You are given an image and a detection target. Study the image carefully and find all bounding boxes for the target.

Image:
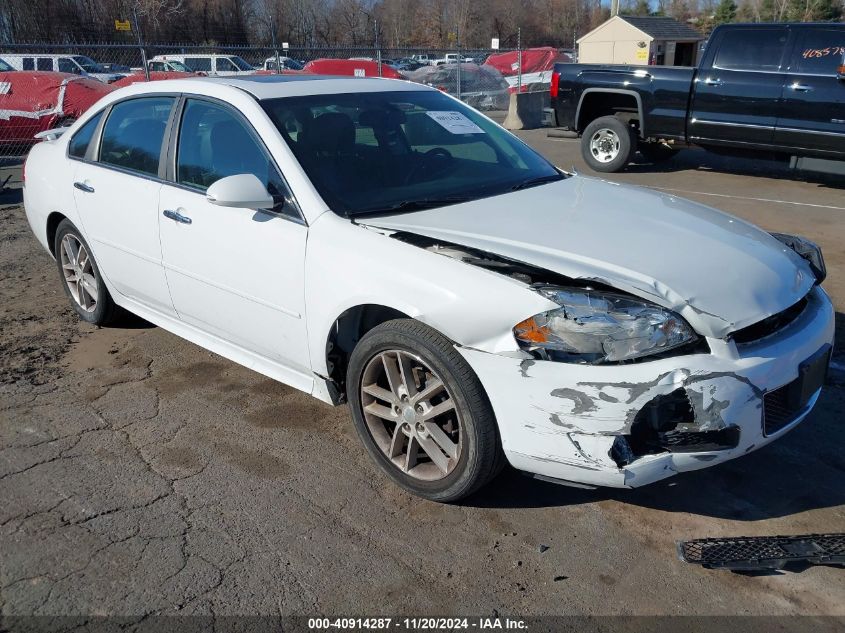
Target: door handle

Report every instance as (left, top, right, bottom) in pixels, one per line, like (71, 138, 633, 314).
(703, 78, 722, 87)
(162, 209, 192, 225)
(789, 83, 813, 92)
(73, 181, 95, 193)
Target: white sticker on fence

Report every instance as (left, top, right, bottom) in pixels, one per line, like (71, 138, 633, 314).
(425, 111, 485, 134)
(0, 82, 10, 95)
(354, 68, 365, 77)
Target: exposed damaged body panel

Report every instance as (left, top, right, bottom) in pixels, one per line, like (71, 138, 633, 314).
(361, 175, 817, 339)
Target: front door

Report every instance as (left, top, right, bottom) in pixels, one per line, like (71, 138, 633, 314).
(774, 27, 845, 156)
(689, 26, 789, 146)
(158, 98, 311, 380)
(72, 96, 177, 316)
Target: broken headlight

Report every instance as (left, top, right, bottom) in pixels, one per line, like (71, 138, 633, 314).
(770, 233, 826, 284)
(513, 286, 697, 363)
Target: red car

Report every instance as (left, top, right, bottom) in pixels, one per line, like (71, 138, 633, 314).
(0, 71, 114, 151)
(303, 59, 406, 80)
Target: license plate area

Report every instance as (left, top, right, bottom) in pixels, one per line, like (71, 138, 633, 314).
(763, 344, 830, 436)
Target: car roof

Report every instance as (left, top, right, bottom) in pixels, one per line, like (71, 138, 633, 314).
(192, 75, 429, 99)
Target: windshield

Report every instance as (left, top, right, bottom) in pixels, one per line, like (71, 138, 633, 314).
(230, 56, 253, 71)
(0, 58, 12, 72)
(73, 56, 102, 73)
(262, 90, 562, 217)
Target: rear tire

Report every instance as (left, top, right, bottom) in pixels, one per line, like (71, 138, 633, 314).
(54, 219, 120, 326)
(581, 115, 636, 173)
(347, 319, 503, 502)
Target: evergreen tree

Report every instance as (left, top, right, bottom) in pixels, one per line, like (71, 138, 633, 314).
(713, 0, 737, 24)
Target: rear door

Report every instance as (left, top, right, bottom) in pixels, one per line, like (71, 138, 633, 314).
(774, 27, 845, 157)
(689, 26, 789, 146)
(72, 96, 178, 316)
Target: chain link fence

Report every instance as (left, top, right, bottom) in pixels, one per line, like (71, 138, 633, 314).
(1, 42, 558, 161)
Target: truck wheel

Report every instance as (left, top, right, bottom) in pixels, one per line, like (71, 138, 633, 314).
(581, 116, 636, 173)
(639, 141, 678, 163)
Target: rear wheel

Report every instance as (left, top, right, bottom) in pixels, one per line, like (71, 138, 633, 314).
(54, 219, 120, 325)
(347, 319, 503, 502)
(581, 115, 636, 173)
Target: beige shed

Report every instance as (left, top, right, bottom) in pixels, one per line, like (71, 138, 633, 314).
(577, 15, 704, 67)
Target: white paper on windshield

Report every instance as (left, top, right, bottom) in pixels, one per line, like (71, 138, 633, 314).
(425, 111, 485, 134)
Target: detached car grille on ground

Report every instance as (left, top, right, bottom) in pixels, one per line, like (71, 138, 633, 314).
(679, 533, 845, 571)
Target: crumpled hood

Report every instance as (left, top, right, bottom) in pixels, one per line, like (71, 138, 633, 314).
(361, 176, 816, 338)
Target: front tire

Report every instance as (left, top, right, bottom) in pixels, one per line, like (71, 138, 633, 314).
(581, 115, 636, 173)
(347, 319, 503, 502)
(54, 219, 120, 325)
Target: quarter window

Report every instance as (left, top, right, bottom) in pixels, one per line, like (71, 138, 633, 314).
(176, 99, 296, 216)
(714, 28, 788, 72)
(793, 29, 845, 75)
(68, 111, 104, 159)
(99, 97, 175, 176)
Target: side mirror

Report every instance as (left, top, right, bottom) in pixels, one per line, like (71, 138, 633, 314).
(206, 174, 274, 209)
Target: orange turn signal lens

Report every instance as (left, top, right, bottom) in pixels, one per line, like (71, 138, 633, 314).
(514, 316, 550, 344)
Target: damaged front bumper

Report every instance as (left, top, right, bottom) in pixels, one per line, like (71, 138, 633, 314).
(457, 286, 835, 488)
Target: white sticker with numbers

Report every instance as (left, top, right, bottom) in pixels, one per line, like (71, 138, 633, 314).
(425, 111, 485, 134)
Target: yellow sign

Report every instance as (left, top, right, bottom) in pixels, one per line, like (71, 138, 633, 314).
(115, 20, 131, 31)
(635, 49, 648, 61)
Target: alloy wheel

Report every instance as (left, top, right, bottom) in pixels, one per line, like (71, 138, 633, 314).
(360, 349, 462, 481)
(59, 234, 98, 313)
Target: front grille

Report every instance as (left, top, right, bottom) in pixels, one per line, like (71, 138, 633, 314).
(679, 533, 845, 570)
(763, 379, 808, 435)
(731, 296, 808, 345)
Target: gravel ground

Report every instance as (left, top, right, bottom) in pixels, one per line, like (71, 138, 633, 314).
(0, 131, 844, 627)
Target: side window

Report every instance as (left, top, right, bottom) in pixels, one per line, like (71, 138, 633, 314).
(793, 29, 845, 75)
(215, 58, 237, 72)
(149, 62, 165, 72)
(37, 58, 53, 71)
(58, 58, 78, 74)
(68, 111, 104, 159)
(185, 57, 211, 72)
(99, 97, 175, 176)
(22, 58, 34, 70)
(714, 28, 788, 72)
(176, 99, 296, 216)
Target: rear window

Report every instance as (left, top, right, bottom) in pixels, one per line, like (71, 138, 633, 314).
(793, 29, 845, 75)
(714, 28, 788, 72)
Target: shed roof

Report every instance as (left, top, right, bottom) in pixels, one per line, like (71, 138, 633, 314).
(618, 15, 704, 40)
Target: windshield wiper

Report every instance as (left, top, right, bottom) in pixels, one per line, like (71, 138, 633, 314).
(511, 174, 565, 191)
(351, 196, 472, 218)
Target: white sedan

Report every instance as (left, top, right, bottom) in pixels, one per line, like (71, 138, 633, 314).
(24, 76, 834, 501)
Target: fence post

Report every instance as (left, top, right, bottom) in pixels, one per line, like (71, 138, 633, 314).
(270, 17, 281, 74)
(456, 23, 462, 100)
(517, 27, 522, 93)
(375, 18, 382, 77)
(132, 6, 150, 81)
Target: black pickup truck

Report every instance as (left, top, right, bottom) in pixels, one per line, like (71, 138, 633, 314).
(550, 22, 845, 174)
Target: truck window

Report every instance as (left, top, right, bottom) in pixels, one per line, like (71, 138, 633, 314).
(216, 58, 237, 72)
(185, 57, 211, 72)
(58, 58, 79, 74)
(22, 57, 34, 70)
(793, 29, 845, 75)
(37, 58, 52, 71)
(713, 28, 788, 72)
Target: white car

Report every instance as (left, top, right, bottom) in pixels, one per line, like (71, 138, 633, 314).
(148, 54, 255, 76)
(2, 53, 124, 83)
(24, 76, 834, 502)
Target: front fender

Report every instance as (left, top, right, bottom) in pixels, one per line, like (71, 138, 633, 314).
(304, 212, 554, 377)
